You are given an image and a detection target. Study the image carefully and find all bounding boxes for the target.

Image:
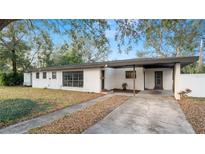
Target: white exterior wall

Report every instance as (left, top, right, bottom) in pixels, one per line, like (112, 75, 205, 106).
(174, 63, 181, 100)
(61, 69, 101, 93)
(179, 74, 205, 98)
(32, 68, 101, 93)
(104, 68, 116, 90)
(32, 71, 60, 89)
(23, 73, 32, 86)
(30, 66, 184, 95)
(144, 68, 173, 90)
(104, 67, 144, 90)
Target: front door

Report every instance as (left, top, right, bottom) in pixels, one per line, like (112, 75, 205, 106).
(155, 71, 163, 89)
(101, 70, 105, 90)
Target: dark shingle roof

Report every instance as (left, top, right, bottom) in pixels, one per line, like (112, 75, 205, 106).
(30, 56, 199, 72)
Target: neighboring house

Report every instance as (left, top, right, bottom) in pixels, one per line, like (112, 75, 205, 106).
(24, 56, 201, 100)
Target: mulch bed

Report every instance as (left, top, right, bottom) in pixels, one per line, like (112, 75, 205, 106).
(179, 97, 205, 134)
(112, 89, 140, 94)
(29, 95, 129, 134)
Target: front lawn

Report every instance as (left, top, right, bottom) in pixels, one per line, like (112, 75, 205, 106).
(0, 86, 102, 128)
(29, 95, 129, 134)
(179, 97, 205, 134)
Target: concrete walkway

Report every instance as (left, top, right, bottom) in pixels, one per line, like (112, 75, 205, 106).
(0, 94, 114, 134)
(84, 90, 195, 134)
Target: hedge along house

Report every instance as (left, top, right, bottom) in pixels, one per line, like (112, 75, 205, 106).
(24, 56, 199, 100)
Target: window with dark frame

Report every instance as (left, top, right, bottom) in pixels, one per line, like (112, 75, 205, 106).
(43, 72, 47, 79)
(52, 72, 56, 79)
(63, 71, 83, 87)
(36, 72, 39, 79)
(125, 71, 136, 79)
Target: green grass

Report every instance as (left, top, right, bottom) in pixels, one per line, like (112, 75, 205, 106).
(0, 99, 52, 127)
(0, 99, 38, 122)
(0, 86, 102, 128)
(188, 97, 205, 102)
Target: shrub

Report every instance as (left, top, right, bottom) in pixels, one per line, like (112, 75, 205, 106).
(0, 72, 23, 86)
(0, 99, 37, 123)
(122, 83, 128, 90)
(178, 88, 192, 98)
(0, 72, 4, 86)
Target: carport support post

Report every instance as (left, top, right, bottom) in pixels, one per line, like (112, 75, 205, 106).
(133, 65, 136, 96)
(174, 63, 181, 100)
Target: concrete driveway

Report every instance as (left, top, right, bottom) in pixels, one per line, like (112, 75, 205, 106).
(84, 90, 195, 134)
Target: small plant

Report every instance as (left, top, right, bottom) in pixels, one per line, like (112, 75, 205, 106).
(178, 88, 192, 98)
(122, 83, 128, 91)
(185, 88, 192, 94)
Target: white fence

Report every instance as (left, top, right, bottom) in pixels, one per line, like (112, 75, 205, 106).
(180, 74, 205, 98)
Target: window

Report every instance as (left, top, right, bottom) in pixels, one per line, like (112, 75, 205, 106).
(125, 71, 136, 79)
(43, 72, 47, 79)
(63, 71, 83, 87)
(52, 72, 56, 79)
(36, 72, 39, 79)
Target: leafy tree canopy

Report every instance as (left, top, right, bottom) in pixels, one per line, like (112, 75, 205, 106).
(0, 19, 204, 76)
(115, 19, 205, 73)
(115, 19, 204, 58)
(0, 19, 110, 73)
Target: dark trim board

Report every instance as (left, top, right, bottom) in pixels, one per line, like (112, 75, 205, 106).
(112, 89, 140, 94)
(30, 56, 199, 72)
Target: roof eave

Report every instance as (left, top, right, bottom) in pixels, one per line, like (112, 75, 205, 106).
(30, 56, 199, 72)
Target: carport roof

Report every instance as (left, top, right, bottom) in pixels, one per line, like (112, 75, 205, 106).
(30, 56, 198, 72)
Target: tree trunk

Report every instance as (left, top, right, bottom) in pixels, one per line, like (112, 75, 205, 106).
(198, 39, 203, 73)
(175, 47, 180, 57)
(11, 49, 17, 74)
(0, 20, 17, 31)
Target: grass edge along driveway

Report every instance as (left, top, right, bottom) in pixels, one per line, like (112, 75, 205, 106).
(29, 95, 129, 134)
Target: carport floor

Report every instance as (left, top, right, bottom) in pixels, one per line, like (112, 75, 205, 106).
(84, 91, 195, 134)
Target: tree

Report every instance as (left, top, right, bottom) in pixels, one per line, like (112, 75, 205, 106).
(36, 31, 54, 67)
(1, 19, 111, 69)
(115, 19, 204, 58)
(166, 20, 202, 57)
(115, 20, 140, 54)
(115, 19, 205, 73)
(197, 38, 204, 72)
(138, 20, 171, 57)
(0, 19, 16, 31)
(52, 43, 83, 65)
(0, 20, 56, 72)
(0, 21, 31, 74)
(37, 20, 110, 65)
(62, 20, 110, 62)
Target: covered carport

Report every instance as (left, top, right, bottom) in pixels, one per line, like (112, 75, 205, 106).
(103, 56, 198, 99)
